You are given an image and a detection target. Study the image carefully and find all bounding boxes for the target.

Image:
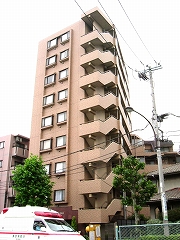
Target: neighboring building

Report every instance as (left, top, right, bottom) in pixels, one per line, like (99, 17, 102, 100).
(148, 163, 180, 219)
(0, 134, 29, 212)
(131, 134, 179, 167)
(29, 7, 131, 228)
(130, 134, 180, 218)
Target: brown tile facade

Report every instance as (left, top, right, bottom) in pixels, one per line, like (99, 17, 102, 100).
(29, 7, 131, 225)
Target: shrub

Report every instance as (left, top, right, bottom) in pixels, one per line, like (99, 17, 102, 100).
(71, 216, 77, 231)
(158, 208, 180, 222)
(147, 219, 163, 224)
(127, 213, 149, 221)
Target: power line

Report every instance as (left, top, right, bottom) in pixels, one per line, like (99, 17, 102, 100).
(74, 0, 136, 72)
(0, 132, 150, 177)
(116, 0, 157, 64)
(97, 0, 145, 67)
(1, 124, 179, 177)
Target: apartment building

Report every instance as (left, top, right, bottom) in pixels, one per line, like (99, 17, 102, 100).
(0, 134, 29, 212)
(131, 134, 180, 167)
(30, 7, 131, 226)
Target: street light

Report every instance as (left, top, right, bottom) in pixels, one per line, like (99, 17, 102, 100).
(125, 106, 168, 223)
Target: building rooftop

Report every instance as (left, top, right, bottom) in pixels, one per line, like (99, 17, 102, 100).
(148, 163, 180, 176)
(149, 188, 180, 202)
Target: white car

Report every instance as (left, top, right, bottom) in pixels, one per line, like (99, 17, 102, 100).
(0, 205, 85, 239)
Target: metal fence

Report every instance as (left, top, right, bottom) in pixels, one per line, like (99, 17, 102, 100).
(115, 223, 180, 240)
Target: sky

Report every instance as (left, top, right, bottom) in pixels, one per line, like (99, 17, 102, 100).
(0, 0, 179, 151)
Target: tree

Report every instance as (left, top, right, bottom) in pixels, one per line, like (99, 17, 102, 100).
(12, 154, 54, 207)
(113, 156, 157, 225)
(71, 216, 78, 231)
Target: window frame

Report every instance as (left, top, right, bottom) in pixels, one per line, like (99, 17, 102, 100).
(44, 73, 56, 86)
(47, 38, 58, 50)
(40, 139, 52, 152)
(0, 160, 2, 168)
(59, 49, 69, 62)
(45, 164, 51, 175)
(43, 94, 55, 107)
(60, 31, 70, 44)
(55, 162, 66, 174)
(0, 142, 4, 149)
(56, 135, 66, 149)
(57, 111, 67, 125)
(59, 68, 68, 81)
(54, 189, 65, 202)
(41, 115, 53, 128)
(58, 89, 68, 102)
(46, 55, 57, 68)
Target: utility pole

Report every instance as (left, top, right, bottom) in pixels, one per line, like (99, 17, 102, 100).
(139, 65, 168, 224)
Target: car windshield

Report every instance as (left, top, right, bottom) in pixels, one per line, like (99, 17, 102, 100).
(45, 219, 75, 232)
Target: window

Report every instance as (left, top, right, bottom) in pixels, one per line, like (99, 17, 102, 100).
(60, 50, 69, 61)
(33, 221, 46, 231)
(60, 31, 70, 43)
(57, 112, 67, 123)
(0, 160, 2, 168)
(42, 115, 53, 128)
(40, 139, 52, 151)
(46, 55, 57, 67)
(43, 94, 54, 106)
(59, 69, 68, 80)
(44, 74, 56, 86)
(0, 142, 4, 149)
(56, 136, 66, 148)
(47, 38, 58, 49)
(58, 89, 68, 101)
(161, 147, 170, 152)
(55, 162, 66, 174)
(45, 164, 51, 175)
(54, 189, 65, 202)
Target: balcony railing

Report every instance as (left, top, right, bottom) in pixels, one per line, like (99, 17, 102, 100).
(78, 199, 122, 223)
(12, 147, 29, 158)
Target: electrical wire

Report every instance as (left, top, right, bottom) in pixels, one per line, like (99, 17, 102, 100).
(1, 135, 178, 195)
(0, 130, 150, 177)
(166, 130, 180, 134)
(169, 113, 180, 118)
(74, 0, 136, 72)
(38, 123, 152, 164)
(11, 135, 163, 179)
(116, 0, 157, 64)
(97, 0, 145, 67)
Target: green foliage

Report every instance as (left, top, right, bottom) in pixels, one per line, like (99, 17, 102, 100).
(12, 154, 54, 207)
(158, 208, 180, 222)
(113, 156, 157, 224)
(139, 235, 180, 240)
(147, 219, 163, 224)
(127, 213, 149, 221)
(71, 216, 78, 231)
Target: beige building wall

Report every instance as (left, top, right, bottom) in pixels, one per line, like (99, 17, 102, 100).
(30, 7, 131, 225)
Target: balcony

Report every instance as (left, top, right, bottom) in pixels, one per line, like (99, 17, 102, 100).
(79, 116, 119, 137)
(81, 8, 113, 33)
(78, 199, 122, 223)
(8, 187, 15, 198)
(79, 172, 114, 194)
(80, 93, 117, 112)
(12, 147, 29, 158)
(80, 50, 115, 70)
(81, 30, 114, 50)
(78, 141, 120, 164)
(80, 70, 116, 90)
